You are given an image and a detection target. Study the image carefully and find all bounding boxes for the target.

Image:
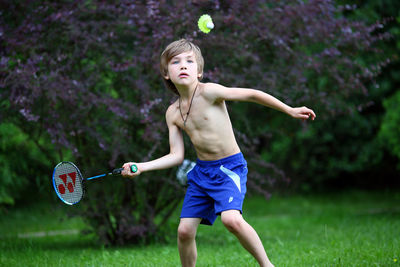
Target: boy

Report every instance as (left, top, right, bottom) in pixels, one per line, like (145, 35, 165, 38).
(122, 39, 316, 267)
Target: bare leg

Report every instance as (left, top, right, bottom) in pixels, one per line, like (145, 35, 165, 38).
(221, 210, 274, 267)
(177, 218, 202, 267)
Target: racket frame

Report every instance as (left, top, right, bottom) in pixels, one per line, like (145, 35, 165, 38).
(52, 161, 85, 205)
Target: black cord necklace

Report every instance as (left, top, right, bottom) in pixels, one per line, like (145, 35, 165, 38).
(178, 83, 198, 127)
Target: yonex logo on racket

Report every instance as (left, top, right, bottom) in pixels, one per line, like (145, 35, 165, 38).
(58, 172, 77, 194)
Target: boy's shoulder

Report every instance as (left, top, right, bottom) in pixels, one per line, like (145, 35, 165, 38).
(165, 100, 179, 126)
(202, 82, 223, 91)
(201, 82, 227, 102)
(166, 98, 179, 115)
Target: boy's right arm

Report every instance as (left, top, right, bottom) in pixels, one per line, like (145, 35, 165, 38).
(121, 105, 184, 178)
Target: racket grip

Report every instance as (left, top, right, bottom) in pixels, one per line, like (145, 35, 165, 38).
(112, 165, 137, 175)
(112, 168, 124, 175)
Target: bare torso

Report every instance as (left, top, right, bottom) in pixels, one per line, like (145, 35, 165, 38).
(168, 83, 240, 160)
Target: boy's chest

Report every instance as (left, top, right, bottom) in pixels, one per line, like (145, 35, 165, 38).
(174, 98, 229, 131)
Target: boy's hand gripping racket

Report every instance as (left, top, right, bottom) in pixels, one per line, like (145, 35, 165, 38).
(52, 162, 137, 205)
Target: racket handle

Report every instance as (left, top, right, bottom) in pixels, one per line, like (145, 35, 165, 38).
(112, 165, 138, 175)
(112, 168, 124, 175)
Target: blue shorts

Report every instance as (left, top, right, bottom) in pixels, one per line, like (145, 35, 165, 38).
(180, 152, 248, 225)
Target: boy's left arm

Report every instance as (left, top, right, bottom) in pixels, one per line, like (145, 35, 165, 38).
(206, 83, 316, 121)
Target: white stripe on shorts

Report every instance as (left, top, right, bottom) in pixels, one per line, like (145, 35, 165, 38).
(220, 165, 241, 193)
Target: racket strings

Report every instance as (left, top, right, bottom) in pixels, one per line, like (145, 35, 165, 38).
(53, 162, 84, 205)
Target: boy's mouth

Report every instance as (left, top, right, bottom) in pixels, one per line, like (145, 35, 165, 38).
(179, 72, 189, 78)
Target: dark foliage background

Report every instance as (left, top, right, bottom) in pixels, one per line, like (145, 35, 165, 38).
(1, 0, 398, 244)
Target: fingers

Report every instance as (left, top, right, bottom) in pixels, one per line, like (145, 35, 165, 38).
(298, 107, 316, 121)
(306, 108, 316, 120)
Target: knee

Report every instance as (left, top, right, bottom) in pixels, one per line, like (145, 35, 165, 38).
(221, 215, 244, 234)
(177, 223, 196, 242)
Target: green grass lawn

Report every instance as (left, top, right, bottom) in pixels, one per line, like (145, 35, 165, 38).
(0, 191, 399, 266)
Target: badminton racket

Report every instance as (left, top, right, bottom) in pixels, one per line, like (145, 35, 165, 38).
(52, 162, 137, 205)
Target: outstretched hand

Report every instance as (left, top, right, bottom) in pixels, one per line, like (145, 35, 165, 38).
(290, 106, 316, 121)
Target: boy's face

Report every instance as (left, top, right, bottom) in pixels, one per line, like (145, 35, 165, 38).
(165, 51, 202, 87)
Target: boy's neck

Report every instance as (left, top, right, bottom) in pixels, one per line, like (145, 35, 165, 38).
(176, 82, 199, 100)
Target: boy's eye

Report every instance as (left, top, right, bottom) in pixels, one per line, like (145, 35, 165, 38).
(171, 61, 179, 64)
(187, 60, 194, 63)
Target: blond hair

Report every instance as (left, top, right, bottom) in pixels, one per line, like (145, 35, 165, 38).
(160, 39, 204, 95)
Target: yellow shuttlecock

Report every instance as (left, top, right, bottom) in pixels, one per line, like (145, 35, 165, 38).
(198, 14, 214, 34)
